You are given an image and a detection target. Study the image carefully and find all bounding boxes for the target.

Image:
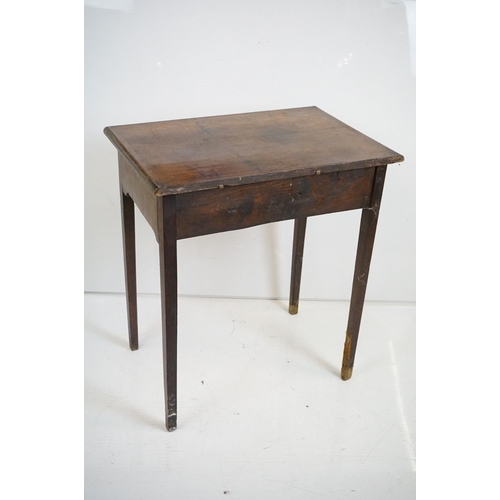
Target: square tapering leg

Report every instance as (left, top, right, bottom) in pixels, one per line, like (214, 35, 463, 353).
(120, 188, 139, 351)
(158, 195, 178, 431)
(341, 166, 387, 380)
(289, 217, 307, 315)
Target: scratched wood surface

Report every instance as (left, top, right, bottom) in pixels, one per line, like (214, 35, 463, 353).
(104, 106, 403, 196)
(176, 167, 374, 239)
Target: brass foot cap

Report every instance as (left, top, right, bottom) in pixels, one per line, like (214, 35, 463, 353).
(341, 366, 353, 381)
(289, 304, 299, 315)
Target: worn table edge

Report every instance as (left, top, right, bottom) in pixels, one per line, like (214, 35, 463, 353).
(104, 125, 161, 193)
(153, 156, 404, 196)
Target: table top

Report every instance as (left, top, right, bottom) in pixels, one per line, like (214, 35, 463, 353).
(104, 106, 403, 196)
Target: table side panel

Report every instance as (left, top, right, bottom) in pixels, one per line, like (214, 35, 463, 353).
(119, 153, 159, 239)
(176, 167, 375, 240)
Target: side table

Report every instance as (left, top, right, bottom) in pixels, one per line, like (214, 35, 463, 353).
(104, 106, 404, 431)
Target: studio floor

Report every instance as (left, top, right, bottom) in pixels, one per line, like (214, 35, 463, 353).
(85, 293, 415, 499)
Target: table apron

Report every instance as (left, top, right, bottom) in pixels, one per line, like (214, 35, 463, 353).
(119, 153, 159, 237)
(176, 167, 375, 240)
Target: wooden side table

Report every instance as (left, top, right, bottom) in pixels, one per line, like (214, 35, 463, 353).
(104, 106, 404, 431)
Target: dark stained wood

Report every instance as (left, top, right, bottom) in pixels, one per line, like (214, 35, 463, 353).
(341, 165, 387, 381)
(289, 218, 307, 315)
(176, 168, 374, 240)
(119, 153, 158, 240)
(104, 107, 404, 195)
(157, 195, 178, 431)
(104, 107, 404, 431)
(120, 188, 138, 351)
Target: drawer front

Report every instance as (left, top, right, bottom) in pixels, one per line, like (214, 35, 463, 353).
(176, 167, 375, 240)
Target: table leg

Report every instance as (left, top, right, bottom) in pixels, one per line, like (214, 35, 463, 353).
(289, 217, 307, 315)
(120, 189, 139, 351)
(158, 196, 178, 431)
(341, 166, 387, 381)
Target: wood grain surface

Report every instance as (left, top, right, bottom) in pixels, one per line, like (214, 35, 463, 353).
(104, 107, 403, 195)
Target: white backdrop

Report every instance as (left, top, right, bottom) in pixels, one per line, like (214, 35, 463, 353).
(84, 0, 415, 301)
